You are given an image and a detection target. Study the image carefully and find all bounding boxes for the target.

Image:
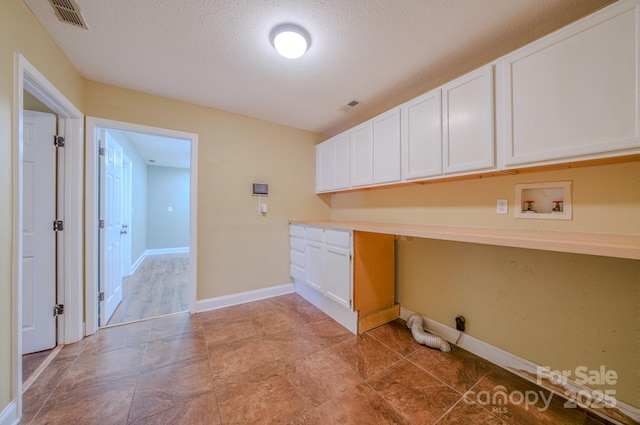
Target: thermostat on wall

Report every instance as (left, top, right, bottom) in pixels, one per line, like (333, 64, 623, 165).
(252, 183, 269, 196)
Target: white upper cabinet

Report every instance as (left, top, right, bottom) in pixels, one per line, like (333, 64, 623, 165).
(316, 140, 333, 192)
(373, 108, 402, 184)
(401, 88, 443, 181)
(442, 64, 495, 175)
(351, 109, 402, 188)
(332, 133, 351, 189)
(498, 0, 640, 167)
(350, 121, 374, 187)
(316, 1, 640, 193)
(316, 132, 350, 193)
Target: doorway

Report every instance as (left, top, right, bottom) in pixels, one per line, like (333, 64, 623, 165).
(85, 118, 198, 334)
(12, 54, 84, 421)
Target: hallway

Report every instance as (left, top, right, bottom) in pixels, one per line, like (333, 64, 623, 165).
(107, 253, 190, 326)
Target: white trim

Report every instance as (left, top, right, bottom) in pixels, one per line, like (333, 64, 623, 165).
(400, 307, 640, 425)
(0, 401, 18, 425)
(196, 284, 295, 312)
(85, 117, 199, 334)
(146, 247, 190, 255)
(12, 53, 84, 423)
(130, 253, 146, 275)
(130, 247, 191, 275)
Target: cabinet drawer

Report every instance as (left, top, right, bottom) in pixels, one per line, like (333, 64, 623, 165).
(325, 229, 351, 248)
(305, 226, 324, 242)
(290, 250, 305, 268)
(290, 224, 305, 238)
(290, 264, 305, 282)
(290, 236, 304, 253)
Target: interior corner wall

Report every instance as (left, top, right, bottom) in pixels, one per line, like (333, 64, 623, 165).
(146, 165, 190, 250)
(106, 130, 148, 265)
(83, 81, 331, 301)
(0, 0, 85, 413)
(331, 161, 640, 407)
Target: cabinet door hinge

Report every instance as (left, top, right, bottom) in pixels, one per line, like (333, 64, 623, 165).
(98, 147, 105, 156)
(54, 135, 65, 147)
(98, 219, 105, 229)
(53, 220, 64, 231)
(53, 304, 64, 317)
(98, 292, 105, 301)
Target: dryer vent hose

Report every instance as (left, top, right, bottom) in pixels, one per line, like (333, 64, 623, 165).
(406, 314, 452, 353)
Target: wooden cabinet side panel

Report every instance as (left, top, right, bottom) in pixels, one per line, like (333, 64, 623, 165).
(353, 232, 395, 314)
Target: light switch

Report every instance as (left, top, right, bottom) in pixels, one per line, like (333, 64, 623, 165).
(259, 203, 268, 214)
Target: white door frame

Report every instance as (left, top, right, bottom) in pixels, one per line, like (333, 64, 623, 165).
(122, 155, 132, 277)
(12, 54, 84, 418)
(85, 117, 198, 335)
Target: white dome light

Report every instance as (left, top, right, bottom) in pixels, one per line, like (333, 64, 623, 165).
(270, 24, 311, 59)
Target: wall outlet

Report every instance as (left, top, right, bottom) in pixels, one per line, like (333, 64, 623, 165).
(496, 199, 508, 214)
(455, 316, 466, 332)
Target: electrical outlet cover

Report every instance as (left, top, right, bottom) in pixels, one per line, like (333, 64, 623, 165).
(496, 199, 508, 214)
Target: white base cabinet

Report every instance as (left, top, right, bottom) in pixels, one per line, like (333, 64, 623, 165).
(290, 224, 398, 334)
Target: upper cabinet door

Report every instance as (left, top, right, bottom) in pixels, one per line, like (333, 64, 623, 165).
(350, 121, 374, 187)
(401, 89, 442, 181)
(499, 1, 640, 168)
(316, 140, 333, 193)
(373, 108, 401, 184)
(332, 132, 351, 190)
(315, 132, 351, 193)
(442, 65, 495, 175)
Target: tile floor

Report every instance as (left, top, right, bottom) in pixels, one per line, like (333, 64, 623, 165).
(21, 294, 617, 425)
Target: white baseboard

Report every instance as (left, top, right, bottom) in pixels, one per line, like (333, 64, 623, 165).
(400, 307, 639, 425)
(196, 283, 294, 312)
(0, 400, 18, 425)
(131, 247, 190, 275)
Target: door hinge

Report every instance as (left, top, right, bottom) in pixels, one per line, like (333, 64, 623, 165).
(53, 304, 64, 317)
(98, 219, 105, 229)
(54, 135, 65, 147)
(53, 220, 64, 231)
(98, 292, 105, 301)
(98, 147, 105, 156)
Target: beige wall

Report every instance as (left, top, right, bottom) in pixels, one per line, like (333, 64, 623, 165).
(84, 81, 330, 299)
(2, 0, 638, 417)
(331, 162, 640, 406)
(0, 0, 85, 413)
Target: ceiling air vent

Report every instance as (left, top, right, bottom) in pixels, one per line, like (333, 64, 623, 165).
(340, 99, 361, 112)
(47, 0, 89, 29)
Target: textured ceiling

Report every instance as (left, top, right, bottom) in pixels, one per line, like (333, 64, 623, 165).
(25, 0, 613, 136)
(110, 130, 191, 169)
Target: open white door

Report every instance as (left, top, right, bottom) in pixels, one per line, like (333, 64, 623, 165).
(22, 110, 57, 354)
(99, 131, 125, 325)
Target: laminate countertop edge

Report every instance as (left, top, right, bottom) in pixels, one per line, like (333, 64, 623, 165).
(289, 219, 640, 260)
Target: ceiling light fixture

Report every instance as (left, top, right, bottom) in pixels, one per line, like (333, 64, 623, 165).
(270, 24, 311, 59)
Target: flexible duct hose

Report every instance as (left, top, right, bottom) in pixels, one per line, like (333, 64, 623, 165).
(406, 314, 452, 352)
